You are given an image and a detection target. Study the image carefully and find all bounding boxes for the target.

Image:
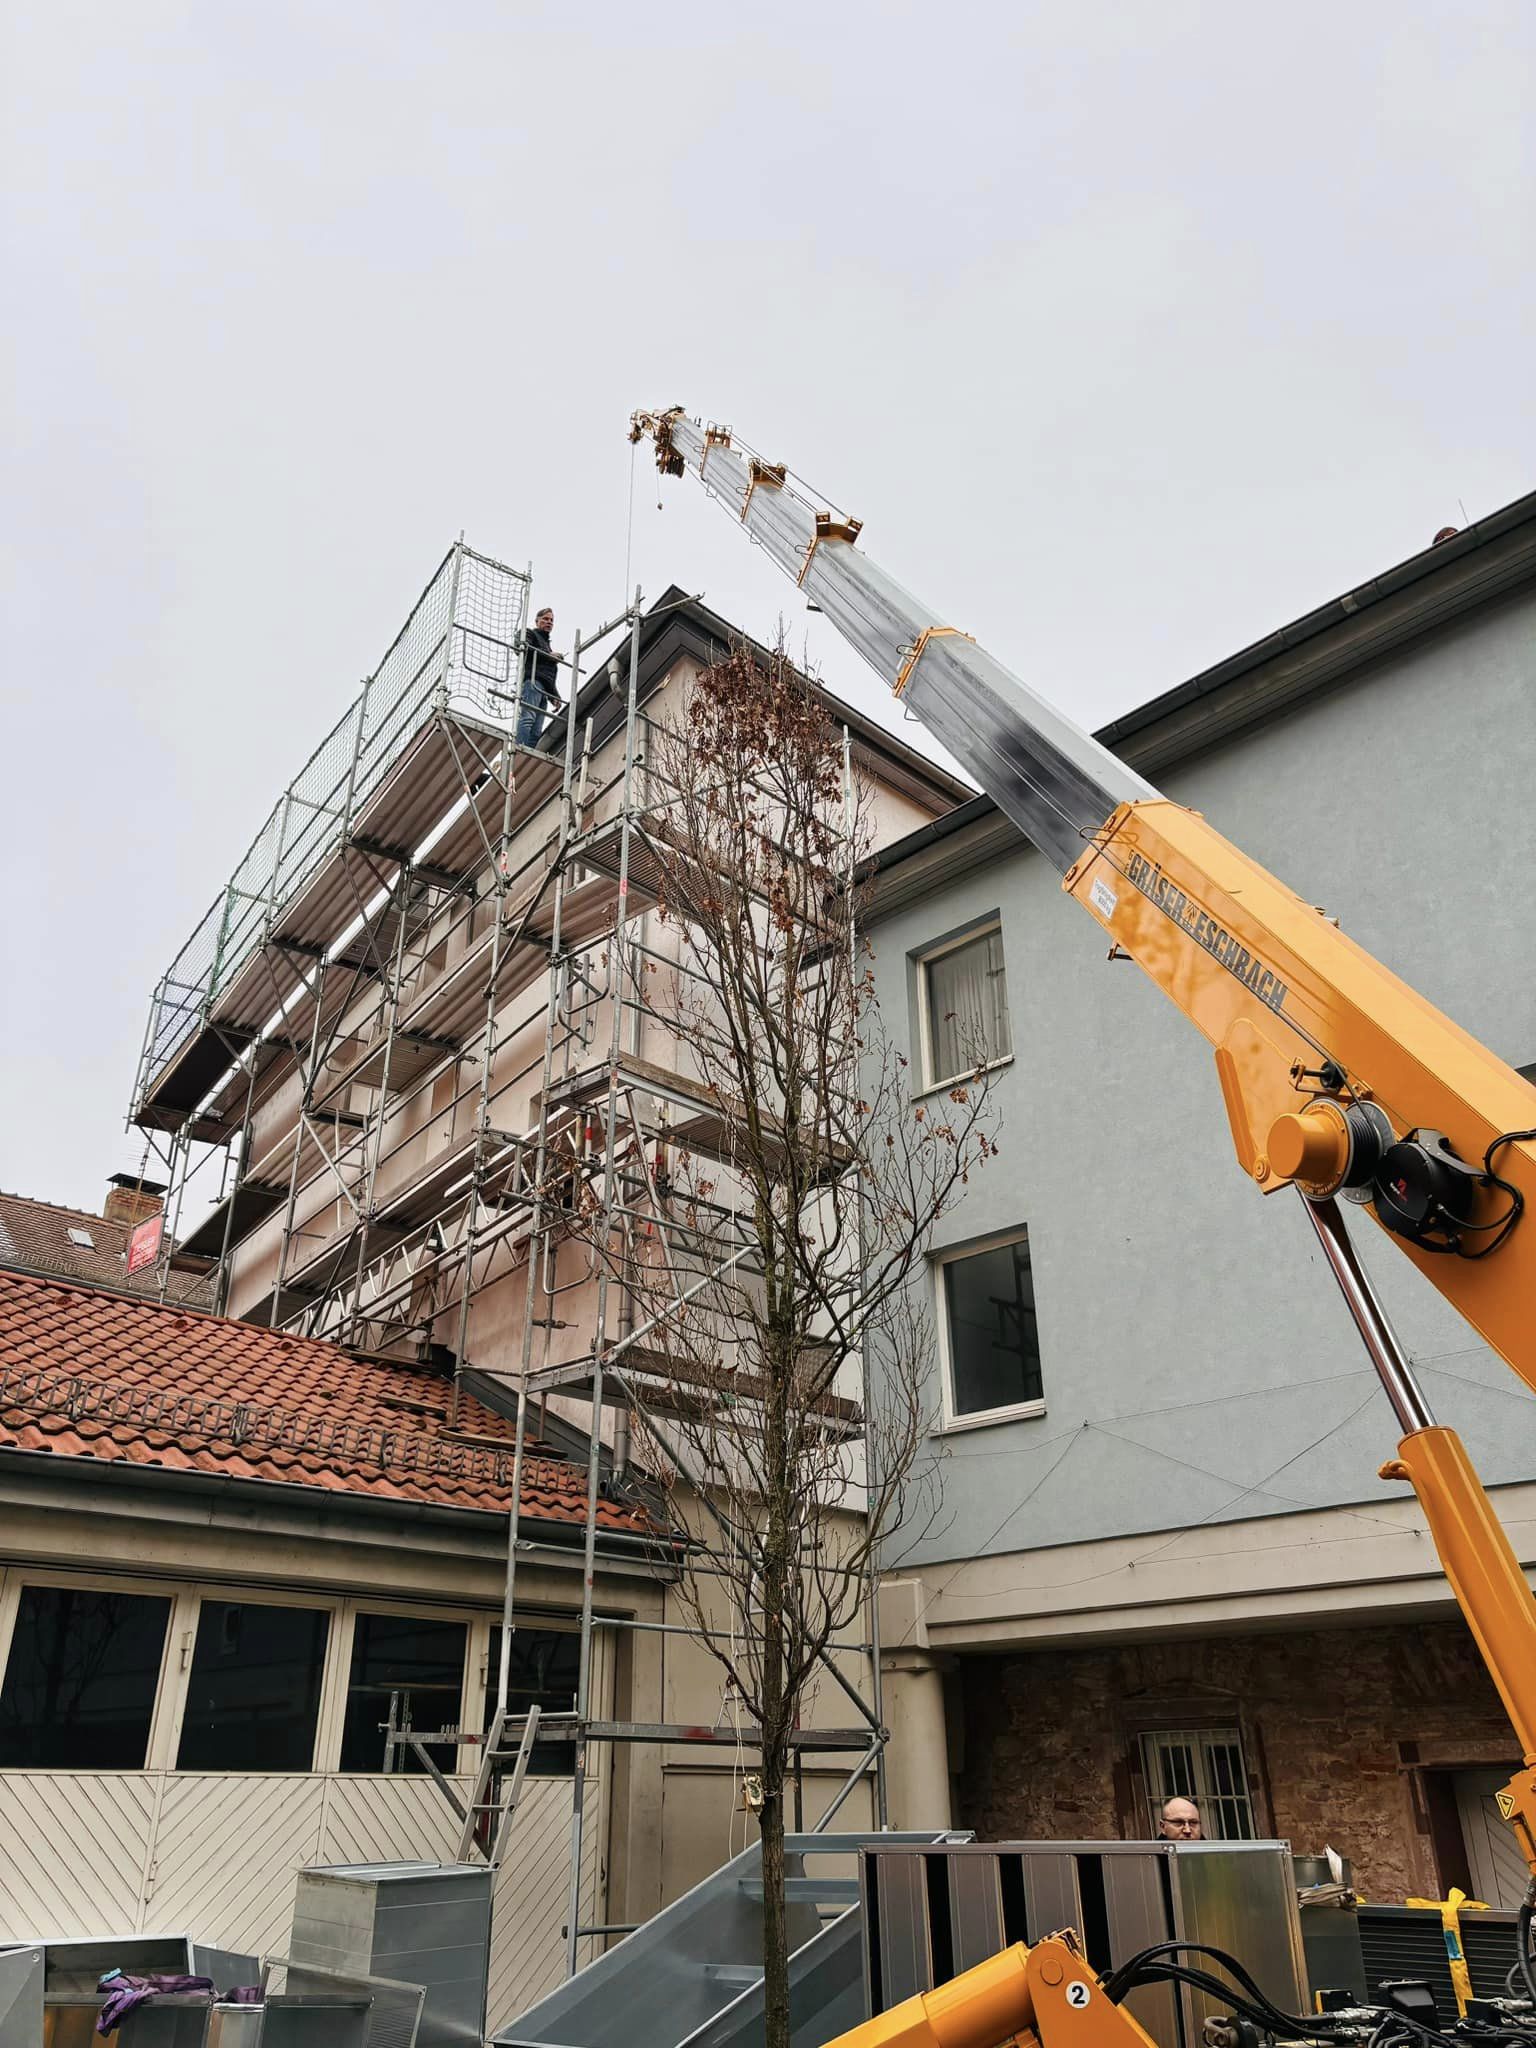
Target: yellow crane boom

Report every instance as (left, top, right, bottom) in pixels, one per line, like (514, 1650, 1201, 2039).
(629, 408, 1536, 1915)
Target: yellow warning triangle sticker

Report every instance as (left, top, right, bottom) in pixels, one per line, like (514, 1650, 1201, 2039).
(1496, 1790, 1516, 1819)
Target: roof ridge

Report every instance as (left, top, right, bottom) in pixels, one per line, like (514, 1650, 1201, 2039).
(0, 1190, 113, 1226)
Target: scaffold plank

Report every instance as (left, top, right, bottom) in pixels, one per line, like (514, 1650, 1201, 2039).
(173, 1175, 290, 1264)
(134, 1021, 259, 1134)
(424, 744, 564, 880)
(543, 1053, 852, 1181)
(526, 1344, 860, 1430)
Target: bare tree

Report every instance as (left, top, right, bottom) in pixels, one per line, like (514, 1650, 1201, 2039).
(579, 640, 995, 2048)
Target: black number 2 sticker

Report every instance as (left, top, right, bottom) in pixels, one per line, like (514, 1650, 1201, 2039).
(1066, 1983, 1091, 2008)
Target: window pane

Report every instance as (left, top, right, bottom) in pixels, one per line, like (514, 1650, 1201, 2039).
(0, 1586, 170, 1769)
(925, 930, 1011, 1083)
(340, 1613, 467, 1773)
(1202, 1738, 1255, 1839)
(1140, 1727, 1256, 1838)
(177, 1601, 328, 1773)
(485, 1626, 579, 1777)
(1152, 1738, 1197, 1803)
(944, 1235, 1042, 1416)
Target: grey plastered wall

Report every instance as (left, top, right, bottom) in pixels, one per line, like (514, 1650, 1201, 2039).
(863, 587, 1536, 1569)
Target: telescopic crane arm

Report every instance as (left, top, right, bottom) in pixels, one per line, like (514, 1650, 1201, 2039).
(630, 405, 1536, 1890)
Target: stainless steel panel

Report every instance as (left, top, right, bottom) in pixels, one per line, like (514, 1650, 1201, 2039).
(1169, 1844, 1307, 2045)
(855, 1839, 1305, 2048)
(874, 1855, 932, 2007)
(191, 1948, 262, 1997)
(206, 2011, 265, 2048)
(496, 1833, 956, 2048)
(947, 1857, 1005, 1979)
(260, 1996, 372, 2048)
(0, 1948, 43, 2048)
(1102, 1853, 1177, 2048)
(682, 1904, 868, 2048)
(118, 2002, 215, 2047)
(1020, 1854, 1081, 1944)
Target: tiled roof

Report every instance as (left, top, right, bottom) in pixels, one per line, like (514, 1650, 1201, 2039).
(0, 1267, 657, 1535)
(0, 1190, 210, 1305)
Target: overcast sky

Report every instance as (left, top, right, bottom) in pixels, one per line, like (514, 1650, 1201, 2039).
(2, 0, 1532, 1215)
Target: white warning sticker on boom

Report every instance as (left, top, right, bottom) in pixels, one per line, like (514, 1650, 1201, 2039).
(1089, 876, 1118, 921)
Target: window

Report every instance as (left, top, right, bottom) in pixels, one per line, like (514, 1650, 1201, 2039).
(340, 1612, 468, 1773)
(938, 1231, 1043, 1422)
(920, 925, 1011, 1088)
(177, 1600, 329, 1773)
(1140, 1727, 1255, 1840)
(0, 1586, 171, 1769)
(484, 1625, 580, 1777)
(67, 1226, 96, 1249)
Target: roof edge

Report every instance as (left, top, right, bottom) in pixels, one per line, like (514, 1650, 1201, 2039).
(867, 486, 1536, 901)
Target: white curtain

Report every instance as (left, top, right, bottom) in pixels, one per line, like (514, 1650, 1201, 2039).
(927, 931, 1011, 1082)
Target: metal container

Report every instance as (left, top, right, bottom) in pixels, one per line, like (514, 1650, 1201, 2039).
(1293, 1855, 1365, 2002)
(290, 1860, 493, 2048)
(860, 1839, 1308, 2048)
(0, 1948, 43, 2048)
(37, 1935, 259, 2048)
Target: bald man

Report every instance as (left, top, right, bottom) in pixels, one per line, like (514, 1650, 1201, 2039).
(1158, 1796, 1202, 1840)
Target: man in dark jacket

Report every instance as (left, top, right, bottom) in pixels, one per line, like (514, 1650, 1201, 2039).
(516, 605, 561, 745)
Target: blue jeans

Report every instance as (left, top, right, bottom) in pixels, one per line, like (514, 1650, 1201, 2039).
(515, 685, 554, 748)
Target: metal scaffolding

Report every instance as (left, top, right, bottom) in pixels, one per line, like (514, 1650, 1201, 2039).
(127, 545, 888, 1978)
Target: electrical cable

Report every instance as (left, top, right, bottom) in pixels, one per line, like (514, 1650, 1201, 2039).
(1518, 1892, 1536, 2009)
(624, 437, 639, 604)
(1104, 1939, 1472, 2048)
(1457, 1127, 1536, 1261)
(1104, 1939, 1335, 2032)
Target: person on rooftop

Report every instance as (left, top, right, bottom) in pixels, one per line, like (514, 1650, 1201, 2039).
(516, 606, 561, 746)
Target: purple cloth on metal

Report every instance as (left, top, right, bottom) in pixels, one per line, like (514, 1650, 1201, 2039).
(224, 1985, 263, 2003)
(95, 1972, 214, 2034)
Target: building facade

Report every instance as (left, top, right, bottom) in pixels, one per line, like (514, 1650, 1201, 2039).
(18, 556, 966, 2002)
(0, 1266, 650, 2027)
(862, 496, 1536, 1908)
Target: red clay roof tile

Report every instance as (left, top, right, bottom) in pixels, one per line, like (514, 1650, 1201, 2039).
(0, 1267, 656, 1535)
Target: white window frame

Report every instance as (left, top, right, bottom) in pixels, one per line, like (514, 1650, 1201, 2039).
(915, 921, 1013, 1094)
(933, 1226, 1046, 1432)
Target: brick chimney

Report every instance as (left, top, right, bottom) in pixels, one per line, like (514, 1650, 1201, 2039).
(103, 1174, 166, 1229)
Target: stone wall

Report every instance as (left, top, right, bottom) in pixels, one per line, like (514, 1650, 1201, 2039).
(955, 1619, 1517, 1900)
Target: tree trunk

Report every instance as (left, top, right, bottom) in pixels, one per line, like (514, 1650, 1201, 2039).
(760, 1762, 791, 2048)
(760, 1316, 793, 2048)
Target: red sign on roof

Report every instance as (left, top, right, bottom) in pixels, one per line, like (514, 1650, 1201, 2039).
(125, 1214, 162, 1277)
